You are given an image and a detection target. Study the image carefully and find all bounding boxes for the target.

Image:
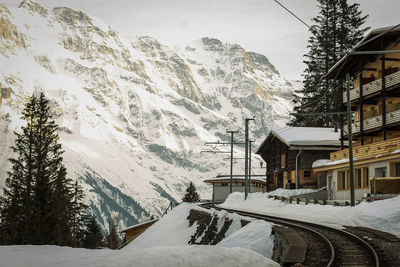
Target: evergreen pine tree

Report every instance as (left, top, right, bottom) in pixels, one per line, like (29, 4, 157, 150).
(0, 96, 38, 244)
(83, 214, 104, 249)
(0, 92, 87, 246)
(70, 180, 89, 247)
(290, 0, 369, 127)
(182, 182, 201, 203)
(105, 217, 120, 249)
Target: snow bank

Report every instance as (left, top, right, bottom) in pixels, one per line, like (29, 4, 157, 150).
(128, 203, 252, 248)
(268, 188, 318, 197)
(0, 245, 280, 267)
(128, 203, 199, 248)
(220, 192, 400, 237)
(218, 220, 274, 258)
(0, 203, 280, 267)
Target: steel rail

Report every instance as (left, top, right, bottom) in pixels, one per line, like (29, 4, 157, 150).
(200, 203, 379, 267)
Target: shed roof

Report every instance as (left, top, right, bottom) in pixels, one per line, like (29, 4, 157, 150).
(120, 218, 159, 233)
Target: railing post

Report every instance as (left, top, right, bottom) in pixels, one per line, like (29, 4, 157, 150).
(382, 52, 387, 140)
(359, 70, 364, 145)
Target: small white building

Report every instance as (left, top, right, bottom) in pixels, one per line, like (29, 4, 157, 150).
(204, 175, 266, 202)
(314, 151, 400, 202)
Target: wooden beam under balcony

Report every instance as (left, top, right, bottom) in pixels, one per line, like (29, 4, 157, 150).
(385, 58, 400, 62)
(362, 67, 377, 71)
(330, 136, 400, 162)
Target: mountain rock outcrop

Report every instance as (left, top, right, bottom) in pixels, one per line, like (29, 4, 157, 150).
(0, 0, 294, 229)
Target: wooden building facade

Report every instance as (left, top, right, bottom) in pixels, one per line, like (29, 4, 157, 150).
(314, 26, 400, 201)
(256, 127, 343, 191)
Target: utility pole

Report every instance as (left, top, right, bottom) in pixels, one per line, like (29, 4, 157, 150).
(346, 73, 355, 207)
(202, 139, 244, 195)
(245, 118, 254, 200)
(248, 139, 255, 194)
(227, 130, 238, 194)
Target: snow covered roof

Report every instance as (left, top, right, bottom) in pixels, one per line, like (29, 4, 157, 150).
(257, 127, 342, 154)
(121, 218, 159, 232)
(204, 175, 266, 184)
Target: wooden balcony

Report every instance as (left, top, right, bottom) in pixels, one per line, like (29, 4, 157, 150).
(330, 136, 400, 162)
(343, 70, 400, 103)
(344, 108, 400, 135)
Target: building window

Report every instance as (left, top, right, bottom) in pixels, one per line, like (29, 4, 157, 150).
(363, 167, 369, 187)
(375, 167, 386, 178)
(395, 162, 400, 177)
(241, 182, 245, 186)
(221, 182, 228, 186)
(338, 171, 346, 190)
(281, 154, 286, 169)
(356, 168, 362, 189)
(304, 171, 311, 178)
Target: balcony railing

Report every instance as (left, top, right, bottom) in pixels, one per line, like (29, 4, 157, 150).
(330, 136, 400, 162)
(344, 108, 400, 135)
(343, 70, 400, 103)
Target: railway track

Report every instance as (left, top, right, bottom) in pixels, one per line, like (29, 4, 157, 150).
(200, 203, 380, 267)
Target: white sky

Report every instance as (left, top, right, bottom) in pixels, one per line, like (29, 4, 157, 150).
(3, 0, 399, 80)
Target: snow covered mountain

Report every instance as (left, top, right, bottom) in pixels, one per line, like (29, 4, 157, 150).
(0, 0, 294, 229)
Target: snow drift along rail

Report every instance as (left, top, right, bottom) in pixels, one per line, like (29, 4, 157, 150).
(200, 203, 379, 267)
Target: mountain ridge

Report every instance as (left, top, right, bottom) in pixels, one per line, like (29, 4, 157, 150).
(0, 0, 294, 229)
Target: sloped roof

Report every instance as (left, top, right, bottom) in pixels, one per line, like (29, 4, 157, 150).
(272, 127, 342, 146)
(204, 175, 266, 184)
(256, 127, 342, 154)
(326, 24, 400, 78)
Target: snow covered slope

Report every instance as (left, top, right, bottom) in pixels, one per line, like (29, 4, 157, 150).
(0, 0, 294, 229)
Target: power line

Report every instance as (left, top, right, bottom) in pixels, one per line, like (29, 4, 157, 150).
(273, 0, 310, 29)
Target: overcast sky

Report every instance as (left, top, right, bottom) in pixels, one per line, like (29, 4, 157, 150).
(3, 0, 400, 80)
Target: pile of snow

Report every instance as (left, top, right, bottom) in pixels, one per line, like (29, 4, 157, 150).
(218, 220, 274, 258)
(128, 203, 202, 248)
(220, 192, 400, 237)
(0, 203, 280, 266)
(129, 203, 275, 257)
(268, 188, 318, 197)
(0, 245, 279, 267)
(312, 158, 352, 168)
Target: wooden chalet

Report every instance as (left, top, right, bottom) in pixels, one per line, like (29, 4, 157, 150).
(314, 26, 400, 201)
(256, 127, 343, 191)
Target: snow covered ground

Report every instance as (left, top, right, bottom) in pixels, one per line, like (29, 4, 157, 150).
(219, 192, 400, 237)
(267, 188, 318, 197)
(0, 203, 279, 266)
(0, 245, 279, 267)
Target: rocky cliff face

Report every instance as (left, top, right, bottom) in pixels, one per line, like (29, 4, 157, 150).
(0, 0, 294, 229)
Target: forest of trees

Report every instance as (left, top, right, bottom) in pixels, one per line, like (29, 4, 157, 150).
(290, 0, 370, 127)
(0, 93, 120, 249)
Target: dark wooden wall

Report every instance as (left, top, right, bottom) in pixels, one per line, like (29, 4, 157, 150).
(259, 136, 332, 190)
(299, 150, 331, 169)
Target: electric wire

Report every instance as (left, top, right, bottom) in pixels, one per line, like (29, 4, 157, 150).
(273, 0, 310, 29)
